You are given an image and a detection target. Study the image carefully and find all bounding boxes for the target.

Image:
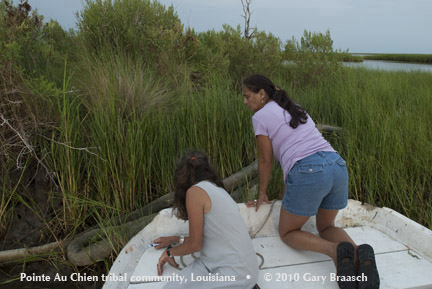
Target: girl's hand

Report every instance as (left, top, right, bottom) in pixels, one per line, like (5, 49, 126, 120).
(245, 194, 271, 211)
(157, 250, 179, 276)
(153, 236, 178, 250)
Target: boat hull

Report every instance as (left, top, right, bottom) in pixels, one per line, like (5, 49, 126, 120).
(104, 200, 432, 289)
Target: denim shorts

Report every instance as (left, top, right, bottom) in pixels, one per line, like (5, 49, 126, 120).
(282, 151, 348, 217)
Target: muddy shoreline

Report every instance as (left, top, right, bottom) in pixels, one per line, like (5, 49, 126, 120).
(0, 171, 104, 289)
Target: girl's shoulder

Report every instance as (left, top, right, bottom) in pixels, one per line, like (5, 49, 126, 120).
(253, 101, 287, 125)
(193, 180, 214, 190)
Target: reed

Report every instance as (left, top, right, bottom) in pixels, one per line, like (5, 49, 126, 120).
(4, 58, 432, 240)
(337, 53, 364, 63)
(364, 53, 432, 64)
(43, 50, 258, 223)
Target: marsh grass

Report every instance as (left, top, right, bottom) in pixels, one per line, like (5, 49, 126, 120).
(6, 61, 432, 246)
(364, 54, 432, 64)
(337, 53, 364, 63)
(39, 51, 258, 234)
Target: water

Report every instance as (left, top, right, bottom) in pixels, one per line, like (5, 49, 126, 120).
(343, 60, 432, 73)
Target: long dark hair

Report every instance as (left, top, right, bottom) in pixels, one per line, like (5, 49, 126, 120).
(172, 151, 225, 221)
(243, 74, 308, 128)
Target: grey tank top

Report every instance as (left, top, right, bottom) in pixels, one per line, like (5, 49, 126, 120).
(193, 181, 258, 276)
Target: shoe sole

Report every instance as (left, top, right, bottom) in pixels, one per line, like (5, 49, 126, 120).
(357, 244, 380, 289)
(337, 242, 357, 289)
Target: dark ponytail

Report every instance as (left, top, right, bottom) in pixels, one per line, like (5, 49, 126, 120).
(243, 74, 307, 129)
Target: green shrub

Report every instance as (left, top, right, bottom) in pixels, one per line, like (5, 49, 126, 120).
(39, 20, 77, 84)
(189, 30, 230, 84)
(0, 0, 56, 167)
(78, 0, 186, 67)
(198, 25, 284, 83)
(76, 0, 285, 88)
(1, 0, 42, 73)
(284, 30, 343, 87)
(0, 1, 73, 236)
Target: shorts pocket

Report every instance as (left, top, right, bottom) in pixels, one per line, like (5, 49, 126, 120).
(287, 162, 325, 185)
(298, 164, 324, 174)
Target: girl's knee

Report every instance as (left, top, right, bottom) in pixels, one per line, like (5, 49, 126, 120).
(278, 227, 286, 239)
(278, 226, 299, 240)
(278, 226, 290, 239)
(317, 224, 335, 236)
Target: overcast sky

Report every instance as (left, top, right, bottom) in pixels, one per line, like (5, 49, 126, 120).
(26, 0, 432, 54)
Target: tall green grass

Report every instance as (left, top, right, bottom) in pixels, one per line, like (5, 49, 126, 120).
(41, 51, 257, 230)
(58, 61, 431, 230)
(8, 59, 432, 240)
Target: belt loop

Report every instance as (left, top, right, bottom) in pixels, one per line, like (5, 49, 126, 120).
(316, 151, 331, 165)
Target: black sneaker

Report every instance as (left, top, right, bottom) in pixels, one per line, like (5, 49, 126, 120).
(357, 244, 380, 289)
(336, 241, 358, 289)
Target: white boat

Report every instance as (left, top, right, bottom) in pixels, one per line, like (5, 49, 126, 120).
(103, 200, 432, 289)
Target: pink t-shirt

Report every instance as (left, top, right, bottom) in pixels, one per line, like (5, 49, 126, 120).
(252, 101, 335, 182)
